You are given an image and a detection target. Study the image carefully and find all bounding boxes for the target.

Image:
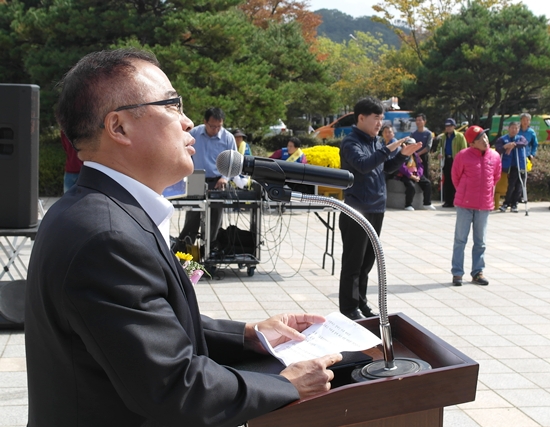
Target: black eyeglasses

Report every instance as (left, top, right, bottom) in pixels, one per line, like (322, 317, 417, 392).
(100, 96, 183, 128)
(113, 96, 183, 115)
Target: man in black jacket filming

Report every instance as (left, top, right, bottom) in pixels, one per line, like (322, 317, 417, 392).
(339, 97, 421, 320)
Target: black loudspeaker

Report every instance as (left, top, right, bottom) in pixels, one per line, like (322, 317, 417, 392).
(0, 280, 26, 329)
(0, 84, 40, 229)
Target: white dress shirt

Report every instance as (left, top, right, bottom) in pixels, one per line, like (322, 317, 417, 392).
(84, 161, 174, 248)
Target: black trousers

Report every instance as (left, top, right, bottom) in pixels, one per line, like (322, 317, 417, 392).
(178, 209, 223, 246)
(178, 181, 223, 246)
(443, 156, 455, 205)
(339, 212, 384, 314)
(420, 152, 430, 180)
(504, 167, 526, 207)
(401, 175, 432, 207)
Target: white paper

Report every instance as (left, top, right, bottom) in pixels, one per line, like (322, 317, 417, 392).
(255, 312, 382, 366)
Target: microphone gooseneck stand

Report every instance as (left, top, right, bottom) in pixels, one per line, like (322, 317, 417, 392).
(264, 184, 431, 380)
(214, 148, 431, 379)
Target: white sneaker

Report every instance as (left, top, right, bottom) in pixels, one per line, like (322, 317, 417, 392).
(423, 204, 436, 210)
(404, 206, 414, 211)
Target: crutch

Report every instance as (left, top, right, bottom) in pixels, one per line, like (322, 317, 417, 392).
(439, 143, 444, 204)
(516, 146, 529, 216)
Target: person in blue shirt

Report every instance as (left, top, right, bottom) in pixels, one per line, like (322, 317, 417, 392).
(410, 113, 433, 180)
(380, 124, 398, 180)
(519, 113, 538, 160)
(175, 107, 237, 253)
(380, 124, 397, 145)
(495, 122, 528, 213)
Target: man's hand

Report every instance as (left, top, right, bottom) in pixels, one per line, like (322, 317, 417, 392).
(504, 142, 516, 155)
(244, 313, 326, 353)
(386, 138, 405, 152)
(280, 353, 343, 400)
(215, 177, 228, 190)
(400, 142, 423, 156)
(410, 175, 420, 182)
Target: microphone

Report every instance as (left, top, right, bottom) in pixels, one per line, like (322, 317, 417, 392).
(216, 150, 354, 189)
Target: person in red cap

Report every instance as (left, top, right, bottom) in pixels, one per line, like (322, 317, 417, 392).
(450, 125, 501, 286)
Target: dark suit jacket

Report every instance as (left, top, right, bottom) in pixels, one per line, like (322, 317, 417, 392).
(25, 167, 298, 427)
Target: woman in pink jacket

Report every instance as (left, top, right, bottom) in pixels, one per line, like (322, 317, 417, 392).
(451, 126, 502, 286)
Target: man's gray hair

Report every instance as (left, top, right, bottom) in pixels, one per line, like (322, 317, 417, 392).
(520, 113, 531, 120)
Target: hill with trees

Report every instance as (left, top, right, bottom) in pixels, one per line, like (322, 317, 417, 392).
(314, 9, 402, 48)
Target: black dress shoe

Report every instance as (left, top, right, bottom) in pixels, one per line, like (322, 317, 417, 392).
(343, 309, 367, 321)
(360, 305, 379, 317)
(442, 203, 454, 208)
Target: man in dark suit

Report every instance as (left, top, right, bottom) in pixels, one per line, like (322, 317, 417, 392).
(25, 48, 341, 427)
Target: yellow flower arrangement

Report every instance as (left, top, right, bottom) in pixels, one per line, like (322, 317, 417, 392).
(302, 145, 340, 169)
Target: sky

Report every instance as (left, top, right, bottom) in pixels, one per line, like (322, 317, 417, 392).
(307, 0, 548, 20)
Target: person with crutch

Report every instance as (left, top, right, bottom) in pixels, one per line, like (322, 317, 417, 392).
(495, 122, 528, 213)
(515, 144, 530, 215)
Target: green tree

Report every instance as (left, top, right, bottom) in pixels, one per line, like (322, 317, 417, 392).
(239, 0, 322, 44)
(317, 31, 413, 110)
(1, 0, 335, 132)
(0, 1, 28, 84)
(2, 0, 170, 129)
(153, 13, 335, 129)
(373, 0, 511, 63)
(405, 3, 550, 135)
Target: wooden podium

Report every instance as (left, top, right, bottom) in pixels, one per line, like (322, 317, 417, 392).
(246, 313, 479, 427)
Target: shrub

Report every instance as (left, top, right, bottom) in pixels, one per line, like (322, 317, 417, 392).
(525, 146, 550, 200)
(258, 134, 294, 152)
(285, 117, 310, 133)
(39, 129, 64, 197)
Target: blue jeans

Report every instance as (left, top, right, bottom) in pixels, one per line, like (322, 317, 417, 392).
(451, 207, 489, 277)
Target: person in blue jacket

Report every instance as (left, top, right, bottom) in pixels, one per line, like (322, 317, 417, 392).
(519, 113, 538, 160)
(270, 136, 307, 163)
(338, 97, 421, 320)
(495, 122, 528, 213)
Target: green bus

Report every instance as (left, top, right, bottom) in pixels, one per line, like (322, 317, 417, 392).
(488, 115, 550, 144)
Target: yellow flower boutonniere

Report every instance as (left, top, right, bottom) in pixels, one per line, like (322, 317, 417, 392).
(175, 252, 211, 284)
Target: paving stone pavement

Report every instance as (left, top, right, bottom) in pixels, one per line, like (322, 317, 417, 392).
(1, 198, 549, 426)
